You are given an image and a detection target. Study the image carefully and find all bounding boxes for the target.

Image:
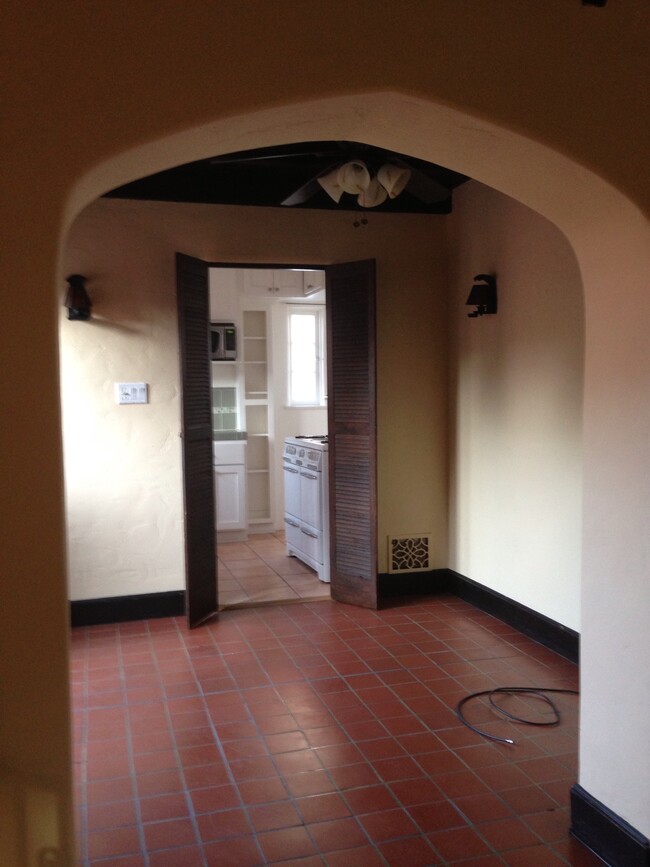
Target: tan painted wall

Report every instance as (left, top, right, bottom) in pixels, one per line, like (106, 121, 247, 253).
(448, 182, 584, 630)
(61, 198, 450, 600)
(2, 2, 650, 860)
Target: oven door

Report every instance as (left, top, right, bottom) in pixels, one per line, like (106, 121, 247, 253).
(300, 469, 322, 530)
(283, 462, 301, 517)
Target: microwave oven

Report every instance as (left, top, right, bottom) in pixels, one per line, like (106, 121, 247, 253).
(210, 322, 237, 360)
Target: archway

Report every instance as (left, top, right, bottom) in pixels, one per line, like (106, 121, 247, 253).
(25, 91, 650, 862)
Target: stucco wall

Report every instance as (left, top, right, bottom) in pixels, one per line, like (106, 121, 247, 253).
(447, 182, 584, 630)
(61, 197, 450, 600)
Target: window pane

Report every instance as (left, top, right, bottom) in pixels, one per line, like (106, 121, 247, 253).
(289, 312, 318, 404)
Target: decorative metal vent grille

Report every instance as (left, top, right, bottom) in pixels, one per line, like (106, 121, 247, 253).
(388, 535, 432, 574)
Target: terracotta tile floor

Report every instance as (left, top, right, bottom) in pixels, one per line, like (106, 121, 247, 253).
(217, 533, 330, 607)
(71, 596, 603, 866)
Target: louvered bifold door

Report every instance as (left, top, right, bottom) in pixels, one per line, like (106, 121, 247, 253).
(176, 253, 218, 628)
(326, 260, 378, 608)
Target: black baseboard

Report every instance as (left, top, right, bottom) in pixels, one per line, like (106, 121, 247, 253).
(73, 571, 578, 663)
(446, 569, 579, 663)
(378, 569, 452, 600)
(70, 590, 185, 627)
(379, 568, 578, 663)
(571, 784, 650, 866)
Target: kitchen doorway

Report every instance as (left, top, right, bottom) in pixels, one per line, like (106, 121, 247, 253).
(177, 256, 378, 622)
(210, 265, 330, 608)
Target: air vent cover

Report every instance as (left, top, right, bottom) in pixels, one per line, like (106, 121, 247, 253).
(388, 535, 432, 574)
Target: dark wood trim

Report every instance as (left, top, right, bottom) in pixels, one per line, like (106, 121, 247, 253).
(70, 591, 185, 627)
(378, 569, 452, 600)
(207, 260, 329, 270)
(571, 784, 650, 867)
(379, 568, 578, 663)
(447, 569, 579, 663)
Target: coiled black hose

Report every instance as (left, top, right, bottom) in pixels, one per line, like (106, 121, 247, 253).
(455, 686, 579, 745)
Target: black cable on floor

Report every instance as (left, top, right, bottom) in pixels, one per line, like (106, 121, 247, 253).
(455, 686, 579, 745)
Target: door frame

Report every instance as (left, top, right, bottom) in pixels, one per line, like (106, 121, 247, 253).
(179, 258, 379, 612)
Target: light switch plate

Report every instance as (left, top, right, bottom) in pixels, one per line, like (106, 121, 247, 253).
(116, 382, 148, 404)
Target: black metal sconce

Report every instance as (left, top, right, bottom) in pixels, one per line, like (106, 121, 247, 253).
(466, 274, 497, 318)
(64, 274, 92, 321)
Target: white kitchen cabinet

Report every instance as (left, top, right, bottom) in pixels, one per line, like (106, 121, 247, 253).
(213, 441, 247, 532)
(302, 270, 325, 299)
(214, 464, 246, 531)
(243, 269, 311, 298)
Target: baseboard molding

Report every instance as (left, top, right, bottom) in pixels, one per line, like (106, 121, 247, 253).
(378, 569, 452, 599)
(445, 570, 578, 663)
(571, 784, 650, 867)
(70, 590, 185, 627)
(73, 571, 578, 663)
(379, 568, 578, 663)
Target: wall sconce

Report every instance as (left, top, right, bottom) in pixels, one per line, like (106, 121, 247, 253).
(466, 274, 497, 318)
(64, 274, 92, 321)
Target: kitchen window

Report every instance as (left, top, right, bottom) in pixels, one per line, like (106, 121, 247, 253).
(287, 305, 326, 407)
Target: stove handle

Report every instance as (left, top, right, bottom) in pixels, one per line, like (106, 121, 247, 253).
(285, 518, 300, 528)
(301, 472, 318, 480)
(300, 528, 318, 539)
(284, 466, 299, 474)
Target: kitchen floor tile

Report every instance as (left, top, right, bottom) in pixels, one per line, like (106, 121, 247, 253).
(216, 532, 329, 607)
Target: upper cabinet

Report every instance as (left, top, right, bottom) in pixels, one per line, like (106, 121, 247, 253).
(243, 269, 325, 300)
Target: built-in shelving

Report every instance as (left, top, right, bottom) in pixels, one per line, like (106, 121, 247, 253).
(242, 310, 271, 525)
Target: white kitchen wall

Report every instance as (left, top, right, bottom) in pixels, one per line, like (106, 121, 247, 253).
(447, 181, 584, 630)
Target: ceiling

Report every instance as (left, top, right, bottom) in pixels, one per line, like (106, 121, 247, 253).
(104, 141, 469, 215)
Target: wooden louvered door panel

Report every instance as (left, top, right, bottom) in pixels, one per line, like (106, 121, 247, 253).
(326, 259, 378, 608)
(176, 253, 218, 628)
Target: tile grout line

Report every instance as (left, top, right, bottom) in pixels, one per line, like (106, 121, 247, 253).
(239, 601, 572, 862)
(71, 597, 588, 867)
(119, 622, 151, 867)
(172, 615, 268, 866)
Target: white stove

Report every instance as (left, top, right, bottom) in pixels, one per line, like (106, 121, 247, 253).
(283, 436, 330, 583)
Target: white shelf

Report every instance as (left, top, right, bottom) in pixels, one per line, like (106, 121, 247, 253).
(242, 308, 271, 528)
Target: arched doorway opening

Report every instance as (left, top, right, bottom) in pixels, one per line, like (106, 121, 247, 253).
(57, 91, 650, 858)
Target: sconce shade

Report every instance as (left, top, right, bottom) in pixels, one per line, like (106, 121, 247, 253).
(466, 274, 497, 317)
(358, 177, 388, 208)
(466, 283, 490, 307)
(337, 161, 371, 194)
(377, 163, 411, 198)
(317, 168, 344, 202)
(64, 274, 92, 321)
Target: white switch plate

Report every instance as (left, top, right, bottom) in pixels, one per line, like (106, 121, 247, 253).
(115, 382, 148, 405)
